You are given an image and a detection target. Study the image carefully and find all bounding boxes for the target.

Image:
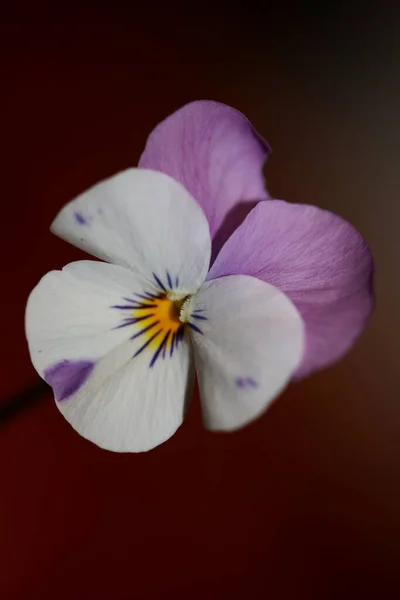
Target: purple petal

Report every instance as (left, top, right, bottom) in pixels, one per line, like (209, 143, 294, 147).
(139, 100, 271, 260)
(208, 200, 374, 378)
(44, 360, 95, 401)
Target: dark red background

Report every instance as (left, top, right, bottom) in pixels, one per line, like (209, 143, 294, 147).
(1, 3, 399, 598)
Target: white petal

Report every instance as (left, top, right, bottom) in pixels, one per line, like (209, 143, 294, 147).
(26, 260, 194, 452)
(189, 275, 304, 431)
(51, 169, 211, 294)
(58, 336, 194, 453)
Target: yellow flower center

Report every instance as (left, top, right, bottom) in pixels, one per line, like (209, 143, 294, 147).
(133, 295, 183, 335)
(129, 293, 191, 363)
(113, 276, 205, 367)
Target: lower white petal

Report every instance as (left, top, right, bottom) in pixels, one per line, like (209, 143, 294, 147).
(25, 260, 194, 452)
(58, 336, 193, 453)
(188, 275, 304, 431)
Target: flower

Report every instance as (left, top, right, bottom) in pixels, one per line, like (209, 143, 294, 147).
(25, 101, 374, 453)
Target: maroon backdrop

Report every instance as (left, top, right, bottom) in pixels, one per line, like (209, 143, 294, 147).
(1, 4, 399, 599)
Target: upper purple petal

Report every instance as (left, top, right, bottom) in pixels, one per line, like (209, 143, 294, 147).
(139, 100, 270, 260)
(208, 200, 374, 378)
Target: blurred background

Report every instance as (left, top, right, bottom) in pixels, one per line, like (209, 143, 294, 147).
(1, 1, 399, 598)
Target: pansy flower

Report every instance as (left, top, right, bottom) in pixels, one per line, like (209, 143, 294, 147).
(25, 101, 374, 452)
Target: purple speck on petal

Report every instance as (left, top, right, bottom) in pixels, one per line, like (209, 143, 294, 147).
(235, 377, 258, 390)
(74, 211, 89, 225)
(246, 377, 258, 388)
(44, 360, 95, 401)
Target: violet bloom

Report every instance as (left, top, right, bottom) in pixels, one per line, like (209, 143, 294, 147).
(25, 101, 374, 452)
